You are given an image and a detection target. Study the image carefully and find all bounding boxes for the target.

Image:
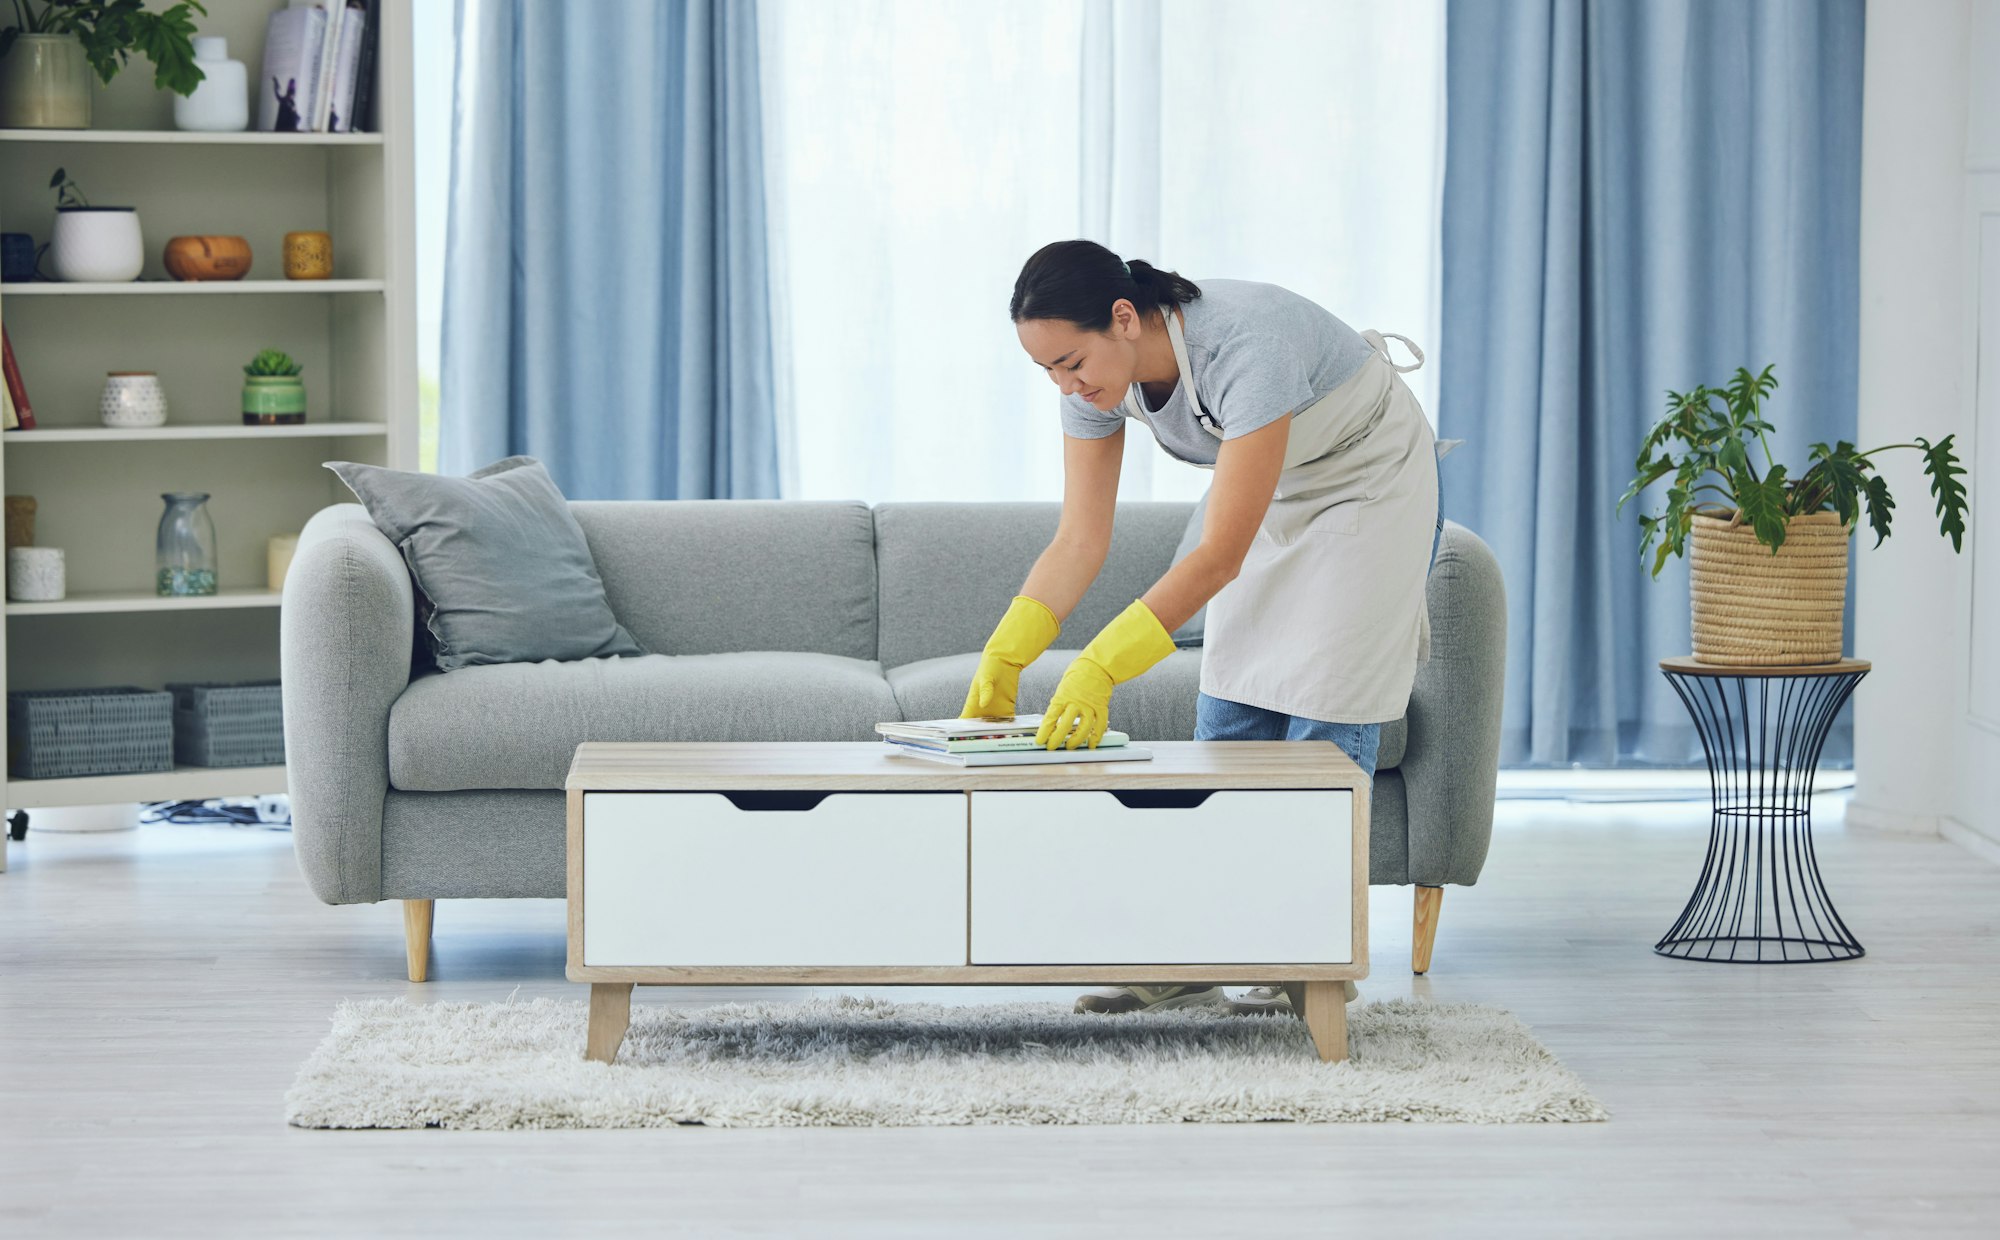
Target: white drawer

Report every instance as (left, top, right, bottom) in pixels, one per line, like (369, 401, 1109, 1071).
(582, 791, 967, 966)
(969, 789, 1353, 964)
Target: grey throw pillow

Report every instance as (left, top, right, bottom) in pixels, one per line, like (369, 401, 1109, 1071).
(324, 455, 645, 672)
(1171, 490, 1208, 647)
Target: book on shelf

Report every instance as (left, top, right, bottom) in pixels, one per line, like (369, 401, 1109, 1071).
(1, 324, 36, 430)
(257, 2, 327, 132)
(327, 0, 372, 133)
(2, 374, 16, 430)
(257, 1, 371, 133)
(350, 0, 380, 132)
(310, 0, 344, 132)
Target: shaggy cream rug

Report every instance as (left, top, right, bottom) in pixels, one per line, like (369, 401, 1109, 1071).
(285, 993, 1606, 1129)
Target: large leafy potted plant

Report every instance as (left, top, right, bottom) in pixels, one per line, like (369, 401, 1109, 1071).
(0, 0, 207, 129)
(1619, 365, 1967, 666)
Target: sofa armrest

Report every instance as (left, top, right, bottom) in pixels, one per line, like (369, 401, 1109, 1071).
(280, 503, 414, 905)
(1399, 521, 1508, 886)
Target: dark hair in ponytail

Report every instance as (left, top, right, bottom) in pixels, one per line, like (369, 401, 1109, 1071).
(1009, 239, 1202, 332)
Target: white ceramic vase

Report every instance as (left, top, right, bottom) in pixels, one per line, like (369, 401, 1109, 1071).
(174, 36, 249, 132)
(100, 372, 170, 428)
(51, 208, 145, 283)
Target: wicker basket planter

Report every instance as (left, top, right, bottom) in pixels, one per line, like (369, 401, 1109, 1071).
(1688, 511, 1849, 666)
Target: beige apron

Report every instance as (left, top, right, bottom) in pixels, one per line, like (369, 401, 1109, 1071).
(1123, 310, 1441, 724)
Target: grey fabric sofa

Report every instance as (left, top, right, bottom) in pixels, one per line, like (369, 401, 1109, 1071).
(281, 500, 1506, 981)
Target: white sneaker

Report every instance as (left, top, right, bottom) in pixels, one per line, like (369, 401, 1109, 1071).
(1225, 982, 1360, 1015)
(1073, 985, 1224, 1015)
(1225, 984, 1295, 1016)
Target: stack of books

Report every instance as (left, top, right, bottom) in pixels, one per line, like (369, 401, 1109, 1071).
(257, 0, 378, 134)
(876, 716, 1154, 766)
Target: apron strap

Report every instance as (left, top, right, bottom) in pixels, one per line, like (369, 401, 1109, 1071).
(1362, 330, 1425, 374)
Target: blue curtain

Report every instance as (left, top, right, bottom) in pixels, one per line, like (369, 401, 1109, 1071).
(441, 0, 779, 499)
(1439, 0, 1865, 767)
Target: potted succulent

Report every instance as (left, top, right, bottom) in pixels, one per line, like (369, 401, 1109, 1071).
(242, 347, 305, 426)
(0, 1, 209, 129)
(1619, 365, 1967, 666)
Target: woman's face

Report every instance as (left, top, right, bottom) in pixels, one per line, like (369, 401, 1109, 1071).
(1018, 299, 1145, 411)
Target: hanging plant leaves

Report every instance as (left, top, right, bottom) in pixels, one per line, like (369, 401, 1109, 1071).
(1918, 434, 1968, 553)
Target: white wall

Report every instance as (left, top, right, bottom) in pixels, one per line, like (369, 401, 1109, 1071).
(1850, 0, 1999, 858)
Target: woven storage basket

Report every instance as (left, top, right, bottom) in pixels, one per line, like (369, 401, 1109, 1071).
(168, 680, 285, 768)
(1689, 510, 1850, 666)
(6, 686, 174, 780)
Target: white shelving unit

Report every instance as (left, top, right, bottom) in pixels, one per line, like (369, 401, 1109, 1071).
(0, 0, 417, 814)
(0, 277, 388, 294)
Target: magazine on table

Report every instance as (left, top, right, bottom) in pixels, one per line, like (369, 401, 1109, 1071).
(876, 715, 1151, 765)
(876, 719, 1129, 754)
(881, 738, 1154, 767)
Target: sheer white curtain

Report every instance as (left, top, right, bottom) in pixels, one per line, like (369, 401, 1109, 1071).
(760, 0, 1444, 503)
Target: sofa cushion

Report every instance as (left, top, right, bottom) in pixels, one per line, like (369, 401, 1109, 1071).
(891, 650, 1403, 766)
(388, 652, 901, 791)
(1169, 491, 1208, 647)
(1379, 716, 1406, 769)
(873, 502, 1195, 669)
(325, 455, 644, 672)
(571, 500, 879, 661)
(886, 649, 1203, 742)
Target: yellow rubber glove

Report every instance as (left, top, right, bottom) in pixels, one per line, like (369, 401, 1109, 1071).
(960, 595, 1061, 720)
(1036, 599, 1177, 750)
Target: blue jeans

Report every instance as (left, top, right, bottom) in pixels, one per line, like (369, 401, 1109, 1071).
(1195, 692, 1383, 780)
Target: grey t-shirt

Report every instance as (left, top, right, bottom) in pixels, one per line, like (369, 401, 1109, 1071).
(1059, 279, 1374, 465)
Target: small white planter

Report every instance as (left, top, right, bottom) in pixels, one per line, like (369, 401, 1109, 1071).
(51, 207, 145, 283)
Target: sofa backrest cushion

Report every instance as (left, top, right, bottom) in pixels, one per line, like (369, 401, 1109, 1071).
(571, 500, 879, 660)
(873, 501, 1195, 668)
(326, 456, 645, 671)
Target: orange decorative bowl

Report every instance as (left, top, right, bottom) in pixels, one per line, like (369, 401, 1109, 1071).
(163, 235, 252, 281)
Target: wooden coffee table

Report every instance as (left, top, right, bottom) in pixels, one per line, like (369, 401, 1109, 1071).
(565, 740, 1369, 1063)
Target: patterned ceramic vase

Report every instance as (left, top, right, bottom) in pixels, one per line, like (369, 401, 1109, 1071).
(6, 546, 65, 602)
(282, 231, 332, 279)
(100, 372, 170, 428)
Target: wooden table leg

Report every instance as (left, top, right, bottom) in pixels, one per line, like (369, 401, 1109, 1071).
(1298, 980, 1349, 1063)
(586, 982, 634, 1064)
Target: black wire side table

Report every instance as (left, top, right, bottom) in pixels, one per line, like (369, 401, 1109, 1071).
(1656, 656, 1869, 963)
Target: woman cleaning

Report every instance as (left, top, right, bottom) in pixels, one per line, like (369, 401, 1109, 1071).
(962, 239, 1442, 1018)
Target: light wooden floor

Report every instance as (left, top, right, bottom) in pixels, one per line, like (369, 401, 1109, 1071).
(2, 797, 1997, 1239)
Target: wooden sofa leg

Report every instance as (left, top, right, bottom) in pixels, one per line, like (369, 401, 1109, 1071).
(1413, 885, 1442, 975)
(403, 899, 434, 982)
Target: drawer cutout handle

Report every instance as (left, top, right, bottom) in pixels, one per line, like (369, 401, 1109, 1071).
(720, 791, 835, 812)
(1107, 789, 1217, 810)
